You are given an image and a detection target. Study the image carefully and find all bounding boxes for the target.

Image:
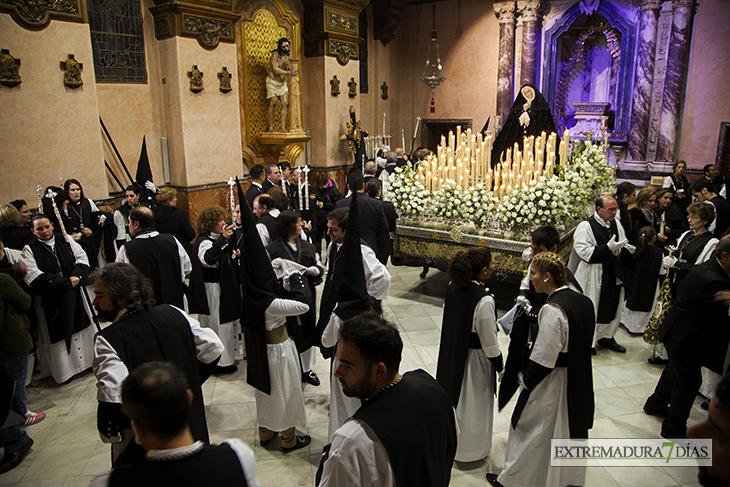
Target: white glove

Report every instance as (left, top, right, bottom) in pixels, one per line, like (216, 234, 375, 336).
(663, 255, 678, 269)
(144, 180, 158, 193)
(606, 235, 626, 253)
(515, 295, 532, 314)
(625, 243, 636, 254)
(305, 266, 320, 276)
(521, 247, 532, 262)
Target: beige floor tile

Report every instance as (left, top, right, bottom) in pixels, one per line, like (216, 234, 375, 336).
(22, 442, 97, 481)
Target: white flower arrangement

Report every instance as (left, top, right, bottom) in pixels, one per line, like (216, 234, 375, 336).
(386, 139, 615, 240)
(462, 185, 499, 228)
(497, 176, 575, 238)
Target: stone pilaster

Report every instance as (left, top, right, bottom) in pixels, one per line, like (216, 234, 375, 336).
(627, 0, 661, 160)
(495, 1, 516, 123)
(656, 0, 695, 161)
(517, 0, 540, 88)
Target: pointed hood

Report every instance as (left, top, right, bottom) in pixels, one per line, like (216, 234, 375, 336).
(237, 176, 276, 394)
(135, 136, 156, 207)
(333, 191, 371, 320)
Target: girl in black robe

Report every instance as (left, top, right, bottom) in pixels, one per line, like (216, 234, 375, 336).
(621, 226, 664, 334)
(265, 210, 323, 385)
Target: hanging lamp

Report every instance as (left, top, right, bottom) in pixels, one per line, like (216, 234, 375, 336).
(420, 0, 446, 113)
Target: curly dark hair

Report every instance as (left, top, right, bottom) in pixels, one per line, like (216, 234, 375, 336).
(89, 262, 155, 311)
(195, 205, 227, 236)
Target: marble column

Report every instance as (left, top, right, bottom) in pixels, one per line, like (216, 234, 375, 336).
(495, 2, 516, 122)
(517, 0, 540, 88)
(628, 0, 661, 161)
(656, 0, 695, 161)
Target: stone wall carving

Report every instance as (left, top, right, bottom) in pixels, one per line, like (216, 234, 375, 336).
(149, 0, 239, 49)
(0, 0, 83, 30)
(302, 0, 365, 63)
(0, 49, 21, 88)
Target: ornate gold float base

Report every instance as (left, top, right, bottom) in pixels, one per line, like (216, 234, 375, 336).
(394, 225, 575, 280)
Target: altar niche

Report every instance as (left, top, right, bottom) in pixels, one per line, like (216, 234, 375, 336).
(543, 0, 636, 139)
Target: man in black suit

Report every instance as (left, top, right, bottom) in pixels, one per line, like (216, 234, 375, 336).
(262, 164, 281, 193)
(615, 182, 636, 244)
(245, 164, 265, 208)
(703, 163, 728, 198)
(278, 161, 296, 201)
(365, 178, 396, 264)
(335, 172, 390, 265)
(690, 179, 730, 238)
(644, 238, 730, 438)
(363, 160, 377, 186)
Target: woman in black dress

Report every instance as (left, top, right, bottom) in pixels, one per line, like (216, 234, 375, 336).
(629, 187, 657, 242)
(0, 204, 33, 250)
(153, 187, 196, 257)
(663, 160, 690, 217)
(666, 202, 718, 292)
(266, 210, 323, 386)
(654, 188, 687, 248)
(63, 179, 100, 269)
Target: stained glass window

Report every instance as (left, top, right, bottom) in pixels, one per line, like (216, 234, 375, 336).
(88, 0, 146, 83)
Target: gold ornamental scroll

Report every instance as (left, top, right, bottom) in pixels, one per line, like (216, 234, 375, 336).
(394, 225, 575, 280)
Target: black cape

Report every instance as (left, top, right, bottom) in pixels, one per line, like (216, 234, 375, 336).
(436, 282, 488, 407)
(511, 288, 595, 439)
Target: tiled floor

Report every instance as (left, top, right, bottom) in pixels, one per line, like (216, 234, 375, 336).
(0, 263, 708, 486)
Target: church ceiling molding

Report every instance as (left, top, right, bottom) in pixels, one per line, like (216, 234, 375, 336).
(149, 0, 240, 49)
(0, 0, 85, 30)
(301, 0, 364, 63)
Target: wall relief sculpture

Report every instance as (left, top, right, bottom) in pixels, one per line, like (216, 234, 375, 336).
(0, 49, 21, 87)
(60, 54, 83, 89)
(0, 0, 83, 30)
(188, 65, 204, 93)
(218, 66, 232, 93)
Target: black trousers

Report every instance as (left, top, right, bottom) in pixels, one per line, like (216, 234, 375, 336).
(646, 349, 702, 435)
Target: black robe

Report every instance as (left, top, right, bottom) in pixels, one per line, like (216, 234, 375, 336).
(491, 84, 557, 168)
(99, 305, 216, 453)
(499, 269, 582, 410)
(673, 231, 717, 292)
(123, 233, 186, 309)
(65, 200, 100, 269)
(349, 370, 457, 487)
(190, 234, 241, 323)
(26, 235, 90, 351)
(511, 288, 595, 440)
(625, 245, 663, 312)
(265, 237, 322, 352)
(436, 282, 489, 407)
(109, 443, 247, 487)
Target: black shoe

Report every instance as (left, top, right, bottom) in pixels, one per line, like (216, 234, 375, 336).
(486, 473, 504, 487)
(0, 437, 33, 474)
(648, 357, 669, 366)
(597, 338, 626, 353)
(419, 265, 429, 279)
(260, 437, 273, 447)
(643, 402, 669, 419)
(701, 400, 710, 411)
(212, 365, 238, 375)
(591, 348, 597, 356)
(660, 420, 686, 439)
(282, 435, 311, 453)
(302, 370, 320, 386)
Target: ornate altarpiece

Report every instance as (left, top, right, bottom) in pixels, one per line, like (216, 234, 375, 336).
(238, 0, 307, 168)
